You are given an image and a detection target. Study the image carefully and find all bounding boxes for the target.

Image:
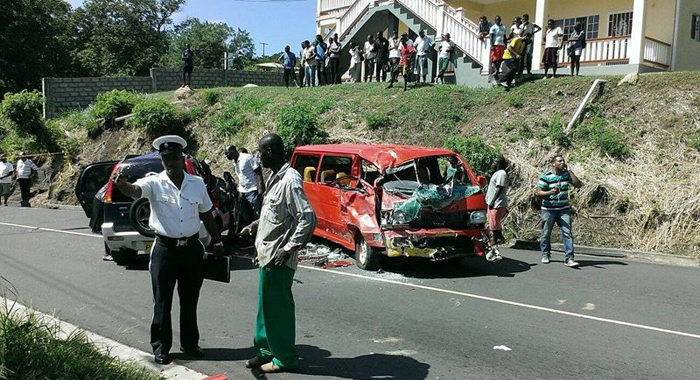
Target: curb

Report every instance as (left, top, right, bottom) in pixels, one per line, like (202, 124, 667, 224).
(1, 297, 217, 380)
(511, 240, 699, 267)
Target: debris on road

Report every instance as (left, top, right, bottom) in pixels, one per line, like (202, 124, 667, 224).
(322, 261, 353, 269)
(583, 303, 596, 310)
(298, 242, 354, 269)
(493, 345, 512, 351)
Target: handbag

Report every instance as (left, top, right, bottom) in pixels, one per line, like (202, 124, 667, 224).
(203, 253, 231, 283)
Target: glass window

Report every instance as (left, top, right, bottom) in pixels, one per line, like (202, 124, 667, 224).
(318, 155, 353, 183)
(293, 154, 321, 182)
(608, 11, 633, 37)
(555, 15, 597, 41)
(692, 14, 700, 42)
(361, 160, 379, 184)
(587, 15, 600, 39)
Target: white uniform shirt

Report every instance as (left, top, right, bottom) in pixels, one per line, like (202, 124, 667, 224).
(364, 41, 376, 60)
(135, 171, 213, 238)
(16, 159, 37, 179)
(0, 162, 13, 183)
(414, 35, 433, 56)
(389, 37, 401, 58)
(545, 27, 564, 48)
(235, 152, 261, 193)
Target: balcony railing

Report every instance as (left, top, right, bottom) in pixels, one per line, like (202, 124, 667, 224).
(558, 36, 631, 65)
(644, 37, 671, 68)
(319, 0, 353, 14)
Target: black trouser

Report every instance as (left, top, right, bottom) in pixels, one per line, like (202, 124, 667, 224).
(17, 178, 31, 205)
(376, 59, 387, 82)
(364, 58, 375, 81)
(298, 65, 305, 87)
(90, 195, 104, 233)
(150, 235, 204, 355)
(328, 57, 339, 84)
(315, 61, 326, 85)
(283, 68, 295, 87)
(500, 58, 521, 86)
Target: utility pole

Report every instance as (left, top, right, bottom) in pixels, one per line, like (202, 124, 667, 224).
(260, 42, 269, 57)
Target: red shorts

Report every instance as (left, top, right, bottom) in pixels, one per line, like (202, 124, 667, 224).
(487, 207, 508, 230)
(490, 46, 505, 62)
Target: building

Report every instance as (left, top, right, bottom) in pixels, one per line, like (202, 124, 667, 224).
(317, 0, 700, 86)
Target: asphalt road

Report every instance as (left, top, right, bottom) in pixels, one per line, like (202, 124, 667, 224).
(0, 207, 699, 380)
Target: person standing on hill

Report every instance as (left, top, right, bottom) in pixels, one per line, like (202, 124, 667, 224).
(568, 22, 586, 76)
(16, 153, 37, 207)
(489, 16, 507, 82)
(313, 35, 328, 86)
(519, 14, 541, 77)
(413, 30, 433, 84)
(182, 43, 194, 88)
(535, 154, 582, 267)
(387, 33, 415, 91)
(298, 41, 306, 87)
(363, 35, 376, 82)
(498, 34, 526, 88)
(278, 46, 298, 88)
(437, 33, 455, 84)
(543, 19, 564, 79)
(348, 42, 362, 83)
(375, 32, 390, 82)
(302, 40, 316, 87)
(328, 34, 342, 84)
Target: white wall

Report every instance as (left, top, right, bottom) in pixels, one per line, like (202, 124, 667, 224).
(672, 0, 700, 71)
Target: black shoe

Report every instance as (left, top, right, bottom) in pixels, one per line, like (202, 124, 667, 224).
(180, 346, 205, 358)
(154, 353, 172, 365)
(246, 355, 271, 368)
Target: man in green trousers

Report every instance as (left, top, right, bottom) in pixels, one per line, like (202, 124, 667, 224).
(241, 133, 317, 373)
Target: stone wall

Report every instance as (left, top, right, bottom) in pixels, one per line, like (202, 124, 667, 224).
(43, 68, 286, 118)
(43, 77, 152, 119)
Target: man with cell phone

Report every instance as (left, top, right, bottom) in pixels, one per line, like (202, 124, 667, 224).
(535, 154, 582, 267)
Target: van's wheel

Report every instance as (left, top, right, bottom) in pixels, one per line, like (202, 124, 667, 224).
(112, 248, 137, 266)
(129, 197, 155, 238)
(355, 234, 380, 271)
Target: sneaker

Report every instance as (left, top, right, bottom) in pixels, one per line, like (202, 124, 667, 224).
(541, 256, 550, 264)
(565, 259, 579, 267)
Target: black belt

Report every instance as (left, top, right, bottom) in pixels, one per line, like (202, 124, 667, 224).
(155, 234, 199, 247)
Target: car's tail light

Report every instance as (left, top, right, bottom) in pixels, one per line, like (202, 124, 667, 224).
(104, 163, 121, 203)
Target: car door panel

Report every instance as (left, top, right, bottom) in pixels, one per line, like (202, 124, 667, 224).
(75, 161, 118, 218)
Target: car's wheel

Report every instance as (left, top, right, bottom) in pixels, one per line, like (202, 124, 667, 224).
(355, 234, 381, 271)
(129, 197, 155, 238)
(112, 248, 137, 266)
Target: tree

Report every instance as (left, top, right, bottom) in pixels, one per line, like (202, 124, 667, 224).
(0, 0, 75, 94)
(228, 28, 255, 70)
(71, 0, 185, 76)
(162, 18, 233, 69)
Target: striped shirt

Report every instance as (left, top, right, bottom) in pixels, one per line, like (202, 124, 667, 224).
(537, 170, 571, 210)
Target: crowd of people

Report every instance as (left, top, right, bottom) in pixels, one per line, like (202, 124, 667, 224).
(0, 153, 38, 208)
(277, 14, 587, 90)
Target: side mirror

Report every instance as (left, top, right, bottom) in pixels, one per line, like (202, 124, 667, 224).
(476, 175, 487, 188)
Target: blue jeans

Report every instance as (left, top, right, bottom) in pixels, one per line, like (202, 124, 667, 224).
(540, 209, 574, 261)
(304, 66, 315, 86)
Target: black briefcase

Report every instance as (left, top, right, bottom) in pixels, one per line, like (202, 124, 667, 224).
(203, 254, 231, 283)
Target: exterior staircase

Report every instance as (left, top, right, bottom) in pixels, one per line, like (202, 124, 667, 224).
(328, 0, 492, 86)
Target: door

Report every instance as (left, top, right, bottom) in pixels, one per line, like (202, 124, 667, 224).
(292, 153, 323, 231)
(75, 161, 117, 218)
(315, 155, 355, 245)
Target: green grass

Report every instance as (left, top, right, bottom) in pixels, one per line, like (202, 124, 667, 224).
(0, 305, 164, 380)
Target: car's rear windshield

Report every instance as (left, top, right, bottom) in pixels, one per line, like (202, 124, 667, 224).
(111, 159, 163, 203)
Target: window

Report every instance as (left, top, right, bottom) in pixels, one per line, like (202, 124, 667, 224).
(608, 11, 633, 37)
(318, 156, 353, 183)
(361, 160, 379, 184)
(293, 154, 321, 182)
(692, 14, 700, 42)
(554, 15, 599, 41)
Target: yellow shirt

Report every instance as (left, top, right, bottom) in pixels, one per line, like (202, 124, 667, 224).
(502, 37, 525, 60)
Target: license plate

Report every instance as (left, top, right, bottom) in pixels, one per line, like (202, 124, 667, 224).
(144, 241, 153, 253)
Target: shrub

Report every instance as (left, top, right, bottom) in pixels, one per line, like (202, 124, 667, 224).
(211, 113, 246, 136)
(688, 131, 700, 151)
(183, 106, 206, 124)
(201, 89, 221, 106)
(364, 112, 389, 130)
(61, 106, 101, 137)
(317, 99, 333, 113)
(93, 90, 141, 120)
(0, 90, 44, 136)
(444, 136, 501, 175)
(129, 99, 181, 137)
(277, 103, 328, 152)
(506, 95, 525, 108)
(578, 117, 630, 159)
(544, 114, 570, 147)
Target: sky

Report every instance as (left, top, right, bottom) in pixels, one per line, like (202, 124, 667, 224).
(65, 0, 317, 57)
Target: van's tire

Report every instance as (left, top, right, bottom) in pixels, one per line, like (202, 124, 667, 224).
(355, 234, 380, 271)
(129, 198, 155, 238)
(112, 248, 137, 266)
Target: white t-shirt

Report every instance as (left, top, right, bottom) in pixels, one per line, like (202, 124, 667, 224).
(414, 35, 433, 56)
(490, 24, 506, 46)
(135, 171, 213, 238)
(389, 37, 401, 58)
(349, 47, 361, 66)
(364, 41, 376, 59)
(511, 24, 524, 37)
(485, 169, 509, 208)
(303, 47, 316, 66)
(235, 152, 261, 193)
(439, 40, 455, 58)
(0, 162, 13, 183)
(522, 22, 535, 37)
(16, 159, 37, 179)
(545, 27, 564, 48)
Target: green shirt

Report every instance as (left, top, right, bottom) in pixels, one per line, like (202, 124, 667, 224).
(537, 170, 571, 210)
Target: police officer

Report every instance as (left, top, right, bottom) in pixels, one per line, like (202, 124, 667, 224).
(112, 135, 225, 365)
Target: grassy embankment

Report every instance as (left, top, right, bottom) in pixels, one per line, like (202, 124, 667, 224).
(46, 71, 700, 256)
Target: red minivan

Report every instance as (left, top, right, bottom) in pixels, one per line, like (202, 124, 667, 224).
(290, 144, 490, 270)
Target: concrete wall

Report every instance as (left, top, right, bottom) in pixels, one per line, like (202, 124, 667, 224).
(645, 0, 676, 44)
(43, 69, 285, 118)
(672, 0, 700, 71)
(42, 77, 152, 119)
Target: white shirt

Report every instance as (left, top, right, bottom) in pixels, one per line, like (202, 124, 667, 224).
(0, 162, 13, 183)
(364, 41, 376, 59)
(485, 169, 509, 208)
(511, 24, 524, 37)
(490, 24, 506, 46)
(135, 171, 213, 238)
(389, 37, 401, 58)
(16, 159, 37, 179)
(522, 22, 535, 37)
(414, 35, 433, 56)
(303, 47, 316, 66)
(235, 152, 261, 193)
(439, 40, 455, 58)
(349, 47, 361, 65)
(545, 27, 564, 48)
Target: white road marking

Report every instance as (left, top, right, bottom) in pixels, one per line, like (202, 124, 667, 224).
(493, 345, 512, 351)
(2, 220, 700, 341)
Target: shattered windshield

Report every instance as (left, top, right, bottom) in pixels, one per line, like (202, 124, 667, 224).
(383, 155, 470, 194)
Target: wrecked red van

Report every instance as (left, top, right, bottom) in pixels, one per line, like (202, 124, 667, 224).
(291, 144, 490, 270)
